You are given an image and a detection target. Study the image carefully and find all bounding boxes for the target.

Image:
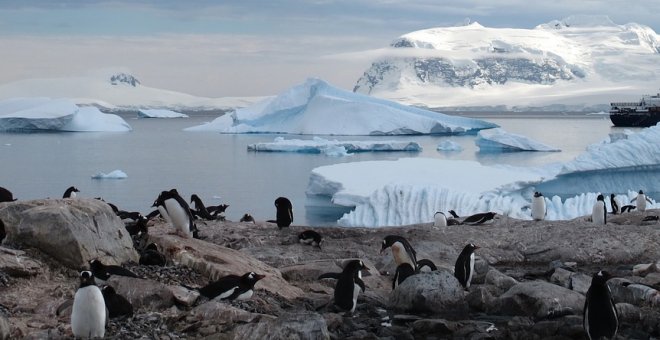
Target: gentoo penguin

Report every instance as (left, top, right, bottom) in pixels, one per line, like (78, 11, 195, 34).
(274, 196, 293, 229)
(125, 215, 148, 236)
(327, 260, 368, 314)
(433, 211, 447, 227)
(0, 219, 5, 244)
(89, 259, 139, 285)
(71, 271, 106, 339)
(584, 271, 618, 340)
(610, 194, 620, 215)
(152, 189, 200, 239)
(531, 192, 546, 221)
(198, 272, 266, 301)
(117, 210, 142, 222)
(101, 285, 133, 318)
(298, 230, 323, 249)
(462, 212, 497, 225)
(454, 243, 479, 289)
(63, 186, 79, 198)
(448, 210, 460, 218)
(392, 263, 415, 290)
(621, 205, 636, 213)
(190, 194, 216, 220)
(207, 203, 229, 218)
(240, 213, 255, 223)
(0, 187, 16, 202)
(592, 194, 607, 225)
(381, 235, 418, 269)
(632, 190, 653, 212)
(139, 243, 166, 266)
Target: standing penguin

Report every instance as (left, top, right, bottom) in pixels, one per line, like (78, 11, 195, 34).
(381, 235, 418, 269)
(101, 285, 133, 318)
(152, 189, 199, 238)
(325, 260, 369, 314)
(610, 194, 620, 215)
(592, 194, 607, 225)
(63, 186, 79, 198)
(632, 190, 653, 212)
(531, 192, 547, 221)
(190, 194, 216, 220)
(584, 271, 618, 340)
(197, 272, 266, 301)
(71, 271, 106, 339)
(273, 197, 293, 229)
(433, 211, 447, 227)
(0, 187, 16, 202)
(454, 243, 479, 289)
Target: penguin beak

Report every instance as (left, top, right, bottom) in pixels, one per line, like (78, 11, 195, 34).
(474, 245, 481, 250)
(255, 274, 266, 281)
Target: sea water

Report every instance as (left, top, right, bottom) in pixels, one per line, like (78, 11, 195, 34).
(0, 114, 644, 225)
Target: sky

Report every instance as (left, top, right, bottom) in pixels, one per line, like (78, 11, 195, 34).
(0, 0, 658, 97)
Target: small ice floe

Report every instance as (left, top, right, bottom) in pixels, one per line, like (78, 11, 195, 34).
(91, 170, 127, 179)
(436, 140, 463, 152)
(476, 128, 560, 152)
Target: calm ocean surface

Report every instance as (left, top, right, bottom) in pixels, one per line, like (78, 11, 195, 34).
(0, 114, 641, 225)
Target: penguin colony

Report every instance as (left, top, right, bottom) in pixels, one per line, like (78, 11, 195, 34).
(0, 185, 655, 337)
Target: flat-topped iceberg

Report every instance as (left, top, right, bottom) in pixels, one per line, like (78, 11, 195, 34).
(138, 109, 188, 118)
(476, 128, 560, 152)
(247, 137, 422, 155)
(92, 170, 128, 179)
(185, 78, 498, 135)
(0, 98, 131, 132)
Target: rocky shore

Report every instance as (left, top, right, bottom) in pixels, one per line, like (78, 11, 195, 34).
(1, 198, 660, 339)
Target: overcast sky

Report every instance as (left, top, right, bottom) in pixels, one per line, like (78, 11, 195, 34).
(0, 0, 658, 97)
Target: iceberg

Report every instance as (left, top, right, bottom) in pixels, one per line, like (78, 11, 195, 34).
(247, 137, 422, 155)
(0, 98, 131, 132)
(476, 128, 560, 152)
(185, 78, 498, 135)
(92, 170, 128, 180)
(138, 109, 188, 118)
(436, 140, 463, 152)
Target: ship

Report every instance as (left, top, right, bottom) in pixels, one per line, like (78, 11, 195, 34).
(610, 92, 660, 127)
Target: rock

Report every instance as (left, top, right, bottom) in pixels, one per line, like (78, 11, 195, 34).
(388, 270, 468, 318)
(170, 286, 199, 307)
(230, 312, 330, 340)
(106, 276, 175, 310)
(0, 315, 9, 340)
(150, 229, 302, 300)
(411, 319, 455, 335)
(608, 278, 660, 307)
(0, 199, 137, 268)
(472, 257, 489, 284)
(190, 300, 270, 325)
(641, 272, 660, 287)
(633, 261, 660, 276)
(466, 285, 500, 313)
(499, 281, 585, 319)
(549, 267, 591, 295)
(615, 302, 641, 323)
(485, 268, 518, 291)
(0, 247, 41, 277)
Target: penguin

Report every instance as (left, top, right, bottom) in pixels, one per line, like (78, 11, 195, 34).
(117, 210, 142, 222)
(461, 212, 497, 225)
(63, 186, 79, 198)
(610, 194, 620, 215)
(621, 205, 636, 213)
(125, 215, 148, 236)
(324, 259, 368, 314)
(139, 243, 166, 266)
(642, 215, 659, 222)
(240, 213, 255, 223)
(298, 230, 323, 249)
(198, 272, 266, 301)
(94, 197, 120, 214)
(392, 263, 415, 290)
(207, 203, 229, 217)
(531, 192, 547, 221)
(0, 187, 16, 202)
(632, 190, 653, 212)
(0, 219, 5, 244)
(190, 194, 216, 220)
(89, 259, 139, 285)
(274, 196, 293, 229)
(454, 243, 479, 289)
(433, 211, 447, 227)
(152, 189, 199, 239)
(71, 271, 106, 339)
(448, 210, 460, 218)
(592, 194, 607, 225)
(584, 270, 618, 340)
(101, 285, 133, 318)
(381, 235, 418, 269)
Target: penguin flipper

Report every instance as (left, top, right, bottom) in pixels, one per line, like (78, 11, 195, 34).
(416, 259, 437, 272)
(356, 278, 366, 292)
(318, 272, 341, 280)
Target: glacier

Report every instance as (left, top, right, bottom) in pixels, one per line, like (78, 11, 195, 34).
(247, 137, 421, 155)
(0, 98, 132, 132)
(185, 78, 498, 135)
(476, 128, 560, 152)
(307, 124, 660, 227)
(138, 109, 188, 118)
(92, 170, 128, 180)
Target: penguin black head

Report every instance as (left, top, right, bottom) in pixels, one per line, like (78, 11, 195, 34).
(448, 210, 459, 218)
(462, 243, 480, 253)
(343, 259, 369, 273)
(597, 194, 605, 202)
(610, 193, 615, 199)
(101, 285, 116, 296)
(639, 190, 644, 194)
(381, 235, 408, 254)
(79, 271, 96, 287)
(145, 243, 159, 251)
(434, 211, 446, 217)
(534, 192, 543, 198)
(591, 270, 613, 285)
(240, 213, 255, 223)
(89, 259, 103, 271)
(242, 272, 266, 285)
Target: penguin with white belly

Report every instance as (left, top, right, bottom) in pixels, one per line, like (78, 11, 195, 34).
(592, 194, 607, 225)
(632, 190, 653, 212)
(71, 271, 106, 339)
(531, 192, 546, 221)
(152, 189, 200, 238)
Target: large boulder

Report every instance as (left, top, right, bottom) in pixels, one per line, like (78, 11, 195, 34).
(499, 281, 585, 319)
(229, 312, 330, 340)
(388, 269, 468, 318)
(0, 199, 137, 268)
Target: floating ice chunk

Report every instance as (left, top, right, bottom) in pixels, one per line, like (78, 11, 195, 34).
(247, 137, 422, 154)
(436, 140, 463, 152)
(62, 106, 132, 132)
(92, 170, 128, 179)
(138, 109, 188, 118)
(476, 128, 560, 152)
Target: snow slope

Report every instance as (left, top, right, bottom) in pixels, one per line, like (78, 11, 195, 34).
(185, 78, 497, 135)
(354, 15, 660, 110)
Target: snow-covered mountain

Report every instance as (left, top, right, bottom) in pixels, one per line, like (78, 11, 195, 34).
(0, 71, 264, 112)
(354, 15, 660, 111)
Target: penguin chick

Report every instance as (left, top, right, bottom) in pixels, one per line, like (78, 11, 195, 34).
(139, 243, 166, 266)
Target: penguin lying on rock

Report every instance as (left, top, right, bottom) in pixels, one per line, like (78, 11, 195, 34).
(461, 212, 497, 225)
(318, 260, 369, 314)
(298, 230, 323, 249)
(89, 259, 139, 285)
(193, 272, 266, 301)
(101, 285, 133, 319)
